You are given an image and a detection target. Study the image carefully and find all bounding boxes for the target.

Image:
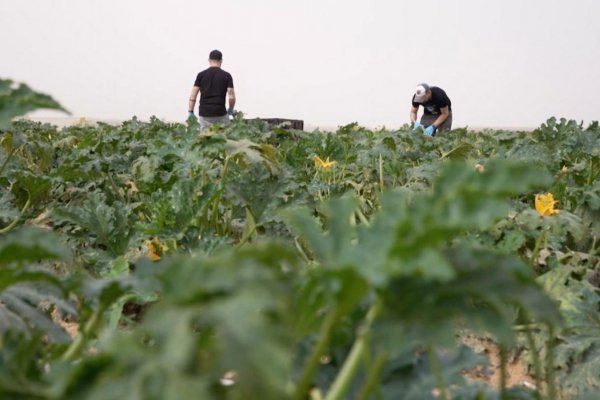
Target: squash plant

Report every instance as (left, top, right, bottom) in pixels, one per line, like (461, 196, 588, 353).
(1, 78, 600, 399)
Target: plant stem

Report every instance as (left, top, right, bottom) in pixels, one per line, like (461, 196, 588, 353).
(428, 345, 450, 400)
(210, 156, 230, 234)
(0, 147, 17, 176)
(512, 323, 542, 332)
(588, 236, 597, 268)
(378, 154, 384, 193)
(355, 209, 370, 227)
(499, 345, 507, 400)
(294, 237, 311, 263)
(293, 305, 342, 400)
(523, 319, 543, 396)
(545, 324, 556, 400)
(106, 172, 126, 203)
(61, 305, 104, 362)
(309, 388, 324, 400)
(0, 193, 30, 235)
(356, 352, 387, 400)
(324, 296, 383, 400)
(530, 226, 548, 267)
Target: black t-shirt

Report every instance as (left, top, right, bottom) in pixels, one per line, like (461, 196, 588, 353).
(194, 67, 234, 117)
(412, 86, 452, 116)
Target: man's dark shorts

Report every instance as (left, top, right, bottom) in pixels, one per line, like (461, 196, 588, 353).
(420, 113, 453, 133)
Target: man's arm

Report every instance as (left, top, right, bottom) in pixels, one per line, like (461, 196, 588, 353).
(409, 105, 419, 124)
(188, 86, 200, 113)
(431, 106, 449, 128)
(227, 87, 236, 110)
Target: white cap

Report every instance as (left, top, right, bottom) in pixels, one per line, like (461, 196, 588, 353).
(414, 83, 430, 102)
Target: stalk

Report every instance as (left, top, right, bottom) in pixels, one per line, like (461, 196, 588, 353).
(211, 156, 230, 234)
(293, 305, 343, 400)
(545, 324, 556, 400)
(523, 320, 543, 396)
(61, 305, 105, 362)
(324, 296, 383, 400)
(309, 389, 324, 400)
(499, 345, 507, 399)
(0, 193, 30, 235)
(106, 172, 126, 203)
(356, 352, 387, 400)
(0, 147, 17, 176)
(378, 154, 384, 193)
(588, 236, 597, 267)
(294, 237, 311, 263)
(428, 345, 449, 400)
(530, 226, 548, 267)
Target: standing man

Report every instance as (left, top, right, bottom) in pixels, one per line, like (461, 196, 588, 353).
(409, 83, 452, 136)
(188, 49, 236, 129)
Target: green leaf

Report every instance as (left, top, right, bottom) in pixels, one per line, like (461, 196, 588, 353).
(0, 227, 71, 265)
(0, 78, 68, 129)
(53, 192, 133, 256)
(536, 266, 600, 398)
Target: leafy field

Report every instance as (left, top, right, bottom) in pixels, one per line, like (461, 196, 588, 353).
(1, 79, 600, 399)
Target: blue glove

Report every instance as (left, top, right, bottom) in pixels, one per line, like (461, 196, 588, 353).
(424, 125, 436, 136)
(187, 111, 194, 118)
(412, 121, 422, 131)
(227, 107, 235, 119)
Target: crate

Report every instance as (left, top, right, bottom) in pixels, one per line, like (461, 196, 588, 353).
(259, 118, 304, 130)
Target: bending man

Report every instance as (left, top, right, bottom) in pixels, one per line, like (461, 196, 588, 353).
(188, 49, 236, 129)
(410, 83, 452, 136)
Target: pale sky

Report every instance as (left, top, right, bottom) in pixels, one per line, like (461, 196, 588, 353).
(1, 0, 599, 129)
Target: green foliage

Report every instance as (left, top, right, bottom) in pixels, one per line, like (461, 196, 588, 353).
(535, 266, 600, 398)
(0, 78, 68, 129)
(0, 87, 598, 399)
(0, 228, 73, 342)
(53, 192, 134, 257)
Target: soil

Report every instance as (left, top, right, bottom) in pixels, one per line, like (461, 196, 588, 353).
(461, 335, 538, 391)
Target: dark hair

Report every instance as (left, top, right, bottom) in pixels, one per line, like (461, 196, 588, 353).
(209, 50, 223, 60)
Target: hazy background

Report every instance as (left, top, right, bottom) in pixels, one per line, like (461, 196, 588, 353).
(1, 0, 599, 129)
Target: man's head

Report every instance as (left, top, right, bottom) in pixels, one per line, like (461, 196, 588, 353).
(209, 49, 223, 66)
(414, 83, 431, 103)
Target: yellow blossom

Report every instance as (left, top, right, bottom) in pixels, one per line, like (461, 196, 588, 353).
(535, 193, 559, 217)
(146, 237, 164, 261)
(321, 158, 336, 171)
(312, 155, 336, 171)
(475, 163, 485, 173)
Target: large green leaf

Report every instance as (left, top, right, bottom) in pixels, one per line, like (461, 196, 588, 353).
(52, 192, 133, 257)
(0, 227, 71, 265)
(0, 228, 74, 342)
(0, 79, 68, 129)
(536, 266, 600, 398)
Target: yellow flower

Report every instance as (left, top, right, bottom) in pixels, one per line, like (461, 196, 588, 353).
(475, 163, 485, 173)
(312, 155, 336, 171)
(321, 158, 336, 171)
(312, 155, 324, 167)
(146, 237, 164, 261)
(535, 193, 558, 217)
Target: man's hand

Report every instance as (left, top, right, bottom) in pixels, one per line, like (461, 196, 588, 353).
(187, 111, 195, 119)
(424, 125, 436, 136)
(412, 121, 422, 131)
(227, 106, 235, 119)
